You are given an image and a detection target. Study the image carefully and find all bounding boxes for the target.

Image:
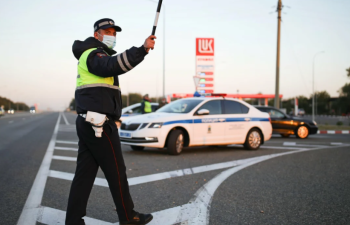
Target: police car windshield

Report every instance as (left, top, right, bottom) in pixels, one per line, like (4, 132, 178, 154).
(157, 99, 204, 113)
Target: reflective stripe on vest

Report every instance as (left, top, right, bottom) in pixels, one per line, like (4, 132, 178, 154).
(144, 101, 152, 113)
(76, 48, 115, 90)
(76, 83, 120, 90)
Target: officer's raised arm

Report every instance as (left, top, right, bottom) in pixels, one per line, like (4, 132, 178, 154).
(85, 44, 148, 77)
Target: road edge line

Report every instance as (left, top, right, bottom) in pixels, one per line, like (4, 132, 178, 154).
(16, 112, 61, 225)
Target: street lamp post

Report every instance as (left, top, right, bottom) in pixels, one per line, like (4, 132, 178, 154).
(312, 51, 324, 122)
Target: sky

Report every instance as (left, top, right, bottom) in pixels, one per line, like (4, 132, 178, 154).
(0, 0, 349, 111)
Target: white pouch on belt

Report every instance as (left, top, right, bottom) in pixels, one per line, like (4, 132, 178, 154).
(86, 111, 108, 138)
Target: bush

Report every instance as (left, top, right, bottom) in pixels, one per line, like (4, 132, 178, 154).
(336, 121, 343, 126)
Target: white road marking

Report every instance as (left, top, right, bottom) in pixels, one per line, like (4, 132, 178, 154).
(49, 170, 108, 187)
(17, 113, 61, 225)
(54, 146, 78, 151)
(56, 140, 78, 145)
(176, 145, 350, 225)
(260, 146, 306, 150)
(228, 144, 306, 150)
(52, 155, 76, 162)
(283, 142, 296, 145)
(61, 112, 70, 125)
(58, 125, 76, 132)
(283, 142, 329, 148)
(37, 206, 115, 225)
(30, 140, 350, 225)
(331, 142, 343, 145)
(47, 155, 287, 187)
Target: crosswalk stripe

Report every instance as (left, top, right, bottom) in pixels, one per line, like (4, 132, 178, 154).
(56, 140, 78, 145)
(54, 146, 78, 151)
(37, 206, 115, 225)
(49, 170, 108, 186)
(47, 155, 281, 187)
(52, 155, 76, 161)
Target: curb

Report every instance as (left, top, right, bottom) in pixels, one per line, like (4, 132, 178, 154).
(318, 130, 350, 134)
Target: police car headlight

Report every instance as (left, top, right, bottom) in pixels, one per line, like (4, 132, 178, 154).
(149, 123, 163, 128)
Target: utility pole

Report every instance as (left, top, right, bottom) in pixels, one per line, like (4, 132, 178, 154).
(274, 0, 282, 109)
(162, 5, 166, 99)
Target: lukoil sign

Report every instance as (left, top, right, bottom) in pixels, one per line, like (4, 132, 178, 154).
(196, 38, 214, 56)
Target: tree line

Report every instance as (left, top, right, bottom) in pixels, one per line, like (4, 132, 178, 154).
(0, 96, 30, 111)
(277, 67, 349, 115)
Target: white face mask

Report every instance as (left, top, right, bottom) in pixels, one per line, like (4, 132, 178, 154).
(98, 33, 116, 49)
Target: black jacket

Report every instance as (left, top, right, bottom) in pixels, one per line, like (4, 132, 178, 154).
(72, 37, 147, 121)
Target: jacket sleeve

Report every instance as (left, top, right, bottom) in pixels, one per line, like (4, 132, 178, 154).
(86, 45, 148, 77)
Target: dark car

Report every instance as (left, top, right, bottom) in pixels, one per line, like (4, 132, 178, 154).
(255, 106, 318, 139)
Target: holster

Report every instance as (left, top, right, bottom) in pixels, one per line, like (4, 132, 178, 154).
(85, 111, 108, 138)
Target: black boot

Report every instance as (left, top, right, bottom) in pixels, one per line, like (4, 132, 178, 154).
(120, 211, 153, 225)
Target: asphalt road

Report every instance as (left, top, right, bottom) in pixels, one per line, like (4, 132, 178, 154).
(0, 112, 349, 225)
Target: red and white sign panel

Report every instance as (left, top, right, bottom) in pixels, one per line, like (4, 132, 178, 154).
(195, 38, 215, 94)
(196, 38, 214, 56)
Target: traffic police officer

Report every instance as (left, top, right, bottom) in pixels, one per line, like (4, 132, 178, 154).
(141, 94, 152, 114)
(66, 18, 155, 225)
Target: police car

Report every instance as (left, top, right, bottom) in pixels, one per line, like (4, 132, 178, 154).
(119, 96, 272, 155)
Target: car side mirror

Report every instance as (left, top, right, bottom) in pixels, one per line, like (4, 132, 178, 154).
(127, 110, 133, 114)
(197, 109, 210, 115)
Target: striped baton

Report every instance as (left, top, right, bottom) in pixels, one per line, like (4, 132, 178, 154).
(151, 0, 163, 36)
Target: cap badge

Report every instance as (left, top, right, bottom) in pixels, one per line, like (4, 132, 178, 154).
(109, 21, 114, 25)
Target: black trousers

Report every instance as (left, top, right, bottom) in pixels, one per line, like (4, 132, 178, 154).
(66, 116, 134, 225)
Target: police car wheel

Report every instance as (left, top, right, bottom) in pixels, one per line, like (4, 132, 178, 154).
(296, 126, 309, 139)
(244, 129, 262, 150)
(167, 130, 184, 155)
(131, 146, 145, 151)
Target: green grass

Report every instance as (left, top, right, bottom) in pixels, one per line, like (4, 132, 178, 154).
(318, 125, 350, 130)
